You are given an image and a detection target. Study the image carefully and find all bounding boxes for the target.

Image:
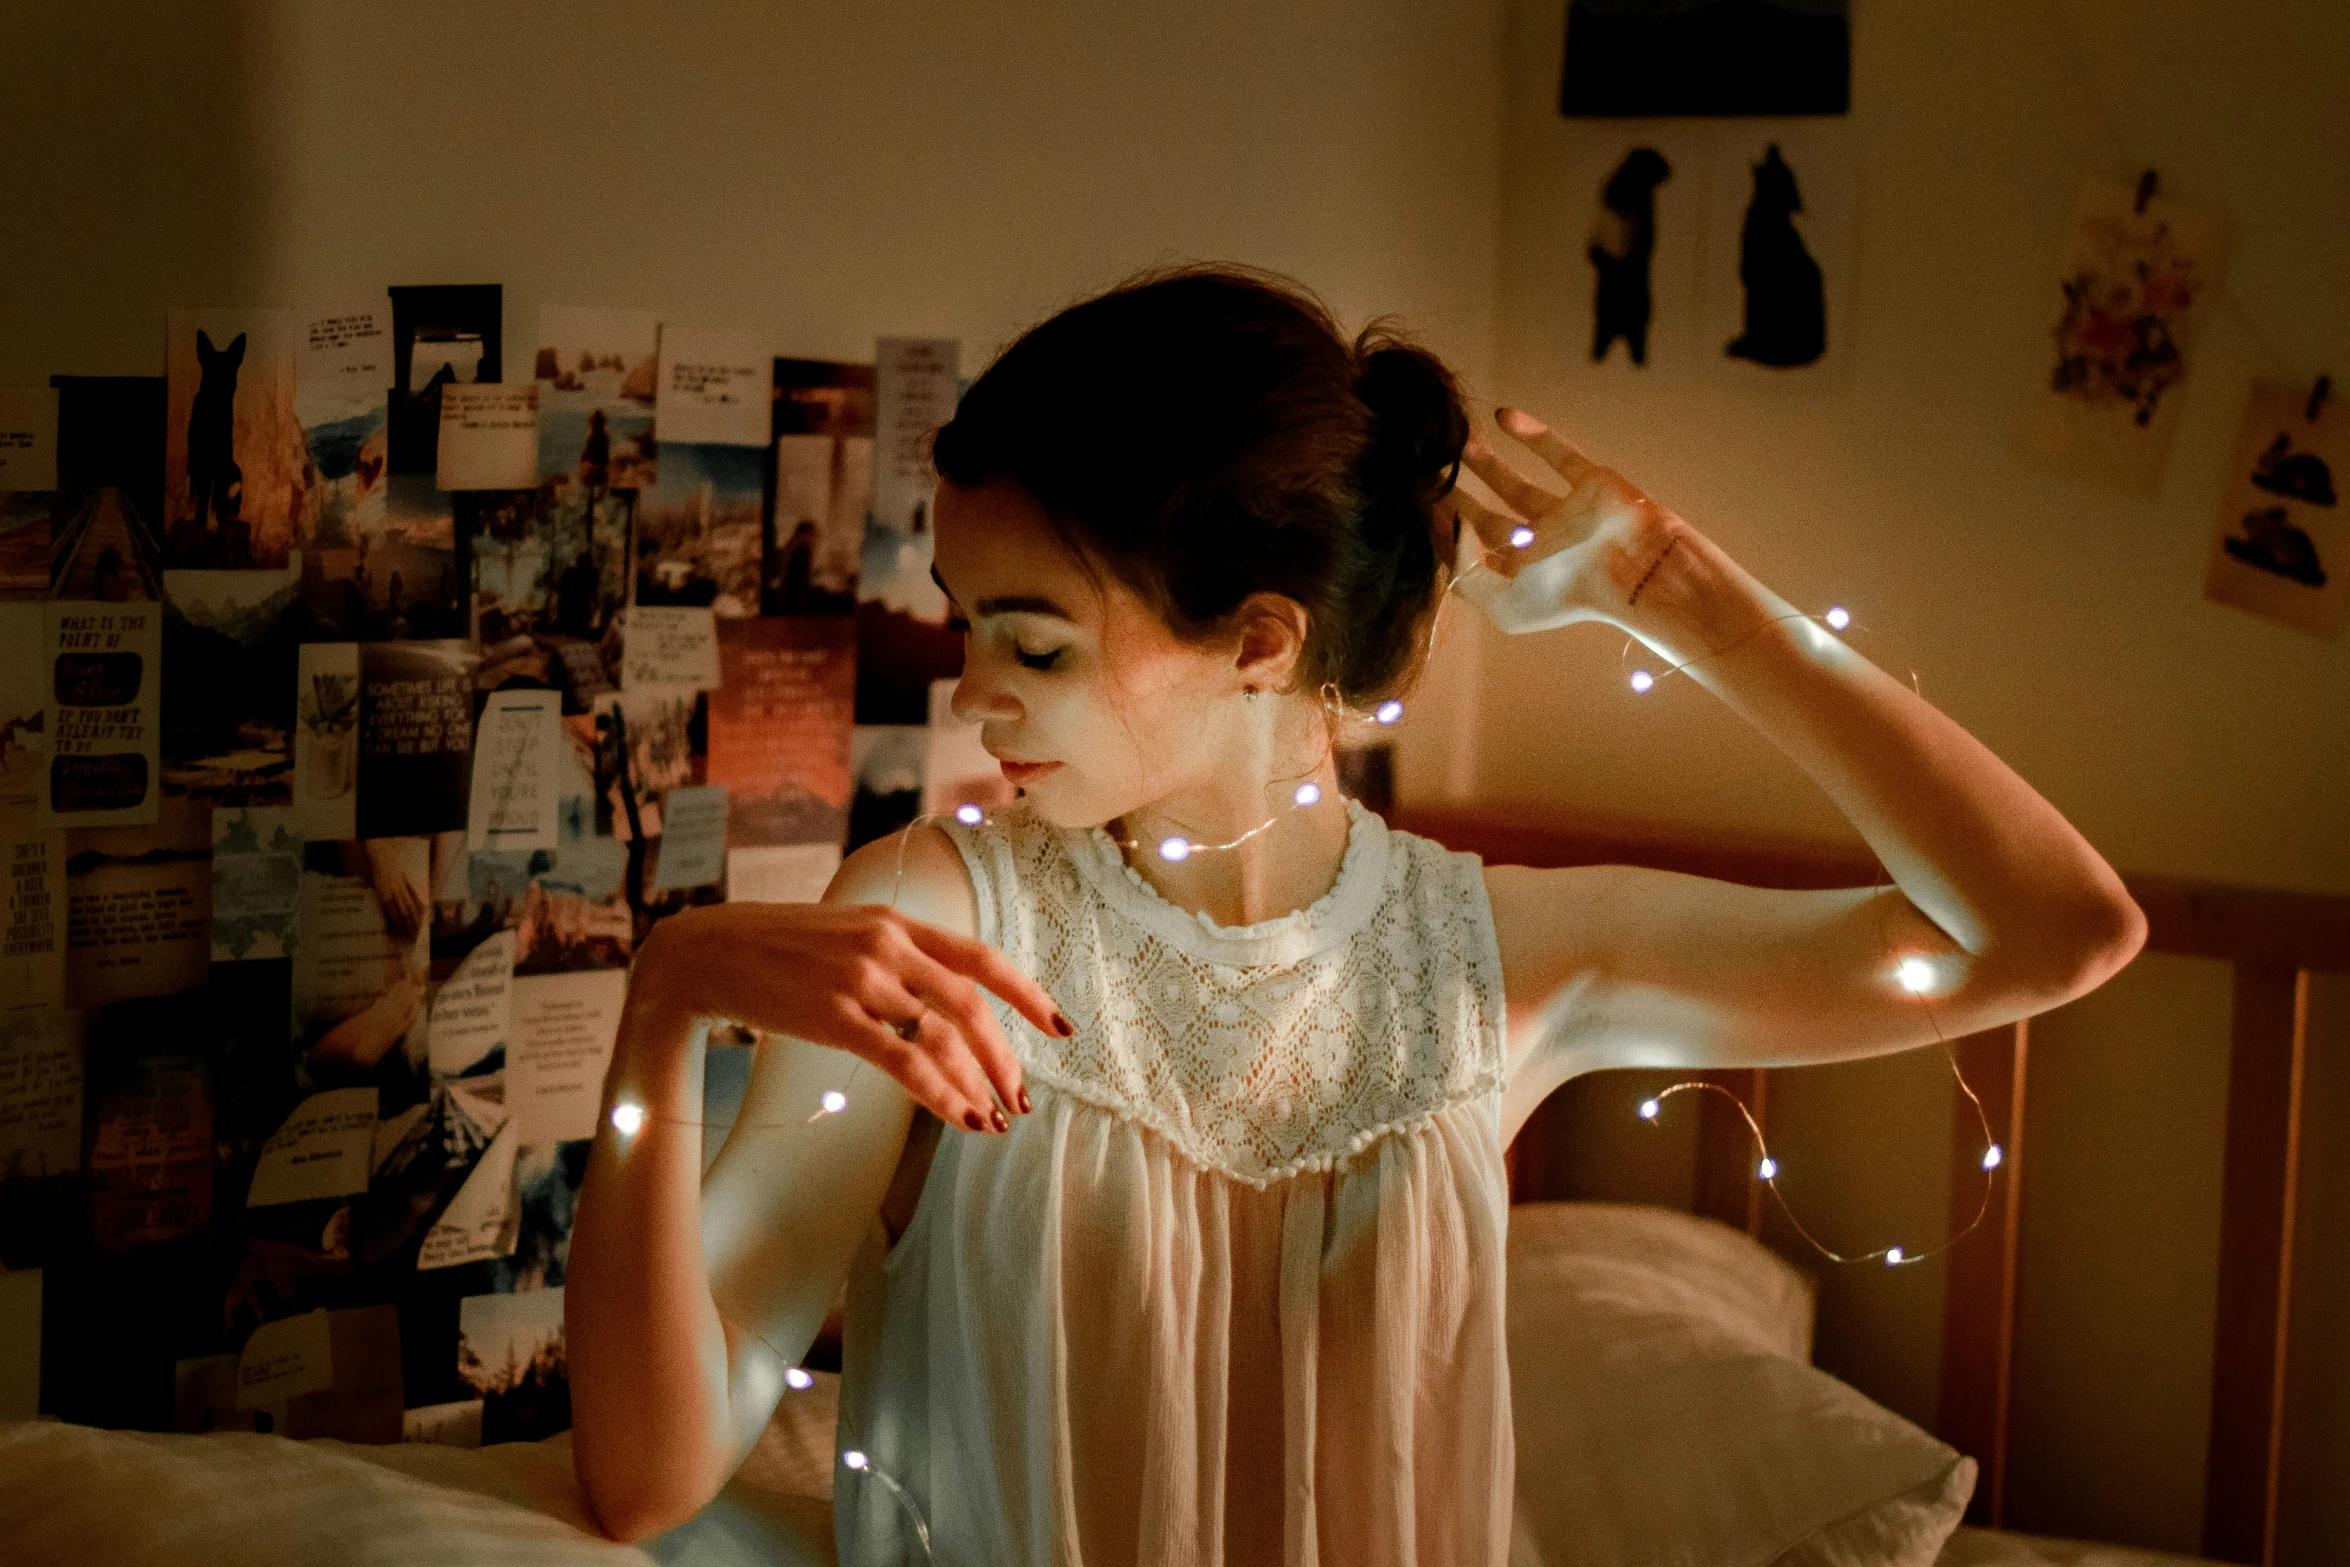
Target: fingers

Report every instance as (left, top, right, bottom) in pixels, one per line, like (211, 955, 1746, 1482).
(1495, 406, 1601, 481)
(899, 919, 1069, 1044)
(896, 946, 1028, 1123)
(832, 1000, 992, 1129)
(1461, 430, 1561, 522)
(1451, 486, 1526, 558)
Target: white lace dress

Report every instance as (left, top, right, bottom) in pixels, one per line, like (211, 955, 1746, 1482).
(834, 795, 1514, 1566)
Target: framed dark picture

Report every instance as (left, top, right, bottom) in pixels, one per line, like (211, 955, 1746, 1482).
(1561, 0, 1850, 118)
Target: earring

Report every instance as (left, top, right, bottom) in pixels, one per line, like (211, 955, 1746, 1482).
(1243, 685, 1260, 698)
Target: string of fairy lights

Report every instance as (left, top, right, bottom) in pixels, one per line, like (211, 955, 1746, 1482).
(595, 512, 2009, 1551)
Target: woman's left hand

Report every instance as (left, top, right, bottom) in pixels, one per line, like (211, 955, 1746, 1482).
(1450, 406, 1681, 635)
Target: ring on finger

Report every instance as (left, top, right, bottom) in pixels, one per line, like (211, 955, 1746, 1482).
(892, 1007, 926, 1043)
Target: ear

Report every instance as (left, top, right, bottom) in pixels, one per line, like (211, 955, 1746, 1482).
(1229, 591, 1310, 695)
(225, 333, 247, 367)
(197, 330, 217, 365)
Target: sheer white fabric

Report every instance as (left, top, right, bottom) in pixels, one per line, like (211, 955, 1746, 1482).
(835, 797, 1515, 1566)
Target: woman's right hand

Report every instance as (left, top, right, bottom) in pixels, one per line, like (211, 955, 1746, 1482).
(628, 899, 1069, 1134)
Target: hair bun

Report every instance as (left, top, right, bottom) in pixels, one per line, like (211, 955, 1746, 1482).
(1353, 331, 1469, 515)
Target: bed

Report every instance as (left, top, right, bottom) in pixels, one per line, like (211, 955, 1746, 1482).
(0, 1196, 2233, 1566)
(8, 798, 2332, 1567)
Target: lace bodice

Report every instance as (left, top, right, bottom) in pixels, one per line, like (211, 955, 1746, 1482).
(835, 797, 1518, 1566)
(938, 794, 1510, 1186)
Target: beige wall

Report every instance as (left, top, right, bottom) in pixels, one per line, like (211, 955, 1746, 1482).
(1490, 1, 2348, 1558)
(1483, 0, 2348, 898)
(0, 0, 1507, 802)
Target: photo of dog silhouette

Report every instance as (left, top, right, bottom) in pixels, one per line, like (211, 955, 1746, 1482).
(1588, 147, 1672, 366)
(2223, 504, 2327, 588)
(1726, 143, 1826, 368)
(2250, 430, 2337, 507)
(182, 329, 252, 567)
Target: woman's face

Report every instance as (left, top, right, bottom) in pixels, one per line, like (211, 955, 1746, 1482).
(930, 477, 1261, 830)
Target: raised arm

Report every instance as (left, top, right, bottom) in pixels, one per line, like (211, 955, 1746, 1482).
(565, 825, 1062, 1541)
(1451, 408, 2147, 1133)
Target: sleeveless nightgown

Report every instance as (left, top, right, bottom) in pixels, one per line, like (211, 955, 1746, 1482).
(834, 795, 1514, 1566)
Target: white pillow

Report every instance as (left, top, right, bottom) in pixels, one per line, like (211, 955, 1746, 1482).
(0, 1371, 842, 1567)
(1506, 1201, 1975, 1567)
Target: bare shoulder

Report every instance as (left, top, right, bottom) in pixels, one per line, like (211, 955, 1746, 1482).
(823, 822, 980, 943)
(1479, 860, 1623, 1007)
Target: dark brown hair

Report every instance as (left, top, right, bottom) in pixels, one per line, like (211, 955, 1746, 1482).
(930, 263, 1468, 709)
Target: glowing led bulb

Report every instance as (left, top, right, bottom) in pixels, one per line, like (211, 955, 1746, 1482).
(1509, 525, 1536, 548)
(1294, 782, 1321, 806)
(785, 1367, 814, 1391)
(1637, 1097, 1660, 1121)
(1895, 956, 1935, 994)
(1885, 1247, 1906, 1266)
(609, 1103, 645, 1136)
(1375, 699, 1404, 725)
(1982, 1143, 2003, 1171)
(820, 1089, 848, 1115)
(1628, 670, 1654, 693)
(1158, 836, 1192, 862)
(1825, 606, 1851, 631)
(955, 803, 983, 825)
(842, 1450, 870, 1471)
(1757, 1156, 1778, 1180)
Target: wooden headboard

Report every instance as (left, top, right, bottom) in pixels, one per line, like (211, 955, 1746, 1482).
(1390, 803, 2350, 1567)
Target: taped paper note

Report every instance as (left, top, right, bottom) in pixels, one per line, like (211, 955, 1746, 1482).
(511, 968, 626, 1144)
(655, 326, 769, 447)
(0, 389, 58, 492)
(247, 1087, 379, 1207)
(651, 785, 727, 890)
(467, 690, 561, 852)
(621, 605, 720, 690)
(429, 929, 513, 1078)
(437, 383, 540, 491)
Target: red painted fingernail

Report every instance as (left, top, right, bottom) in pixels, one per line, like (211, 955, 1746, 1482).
(1016, 1086, 1032, 1115)
(964, 1109, 984, 1132)
(990, 1108, 1009, 1134)
(1052, 1012, 1073, 1037)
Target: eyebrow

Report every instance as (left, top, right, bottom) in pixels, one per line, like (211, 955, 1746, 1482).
(931, 562, 1074, 621)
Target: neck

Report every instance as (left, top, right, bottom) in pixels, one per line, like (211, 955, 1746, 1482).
(1106, 707, 1351, 928)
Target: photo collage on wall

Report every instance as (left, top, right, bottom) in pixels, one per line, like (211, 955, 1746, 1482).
(0, 289, 1101, 1445)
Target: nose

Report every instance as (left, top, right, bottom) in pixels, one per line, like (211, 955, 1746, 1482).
(951, 657, 1022, 727)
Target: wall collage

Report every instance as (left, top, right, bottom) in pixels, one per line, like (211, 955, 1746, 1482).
(0, 289, 1392, 1446)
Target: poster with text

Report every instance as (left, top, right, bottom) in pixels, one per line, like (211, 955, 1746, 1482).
(42, 600, 161, 829)
(356, 639, 475, 840)
(296, 301, 392, 561)
(707, 616, 854, 850)
(1, 808, 65, 1008)
(389, 284, 502, 478)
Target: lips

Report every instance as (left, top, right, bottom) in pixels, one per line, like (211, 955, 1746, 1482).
(998, 759, 1063, 785)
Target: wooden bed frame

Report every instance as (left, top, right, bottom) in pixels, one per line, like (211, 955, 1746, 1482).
(1390, 804, 2350, 1567)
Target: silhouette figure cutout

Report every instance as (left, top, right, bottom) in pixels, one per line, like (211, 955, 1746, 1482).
(1588, 147, 1671, 366)
(2250, 430, 2337, 507)
(1726, 144, 1826, 368)
(186, 329, 249, 566)
(2224, 505, 2327, 587)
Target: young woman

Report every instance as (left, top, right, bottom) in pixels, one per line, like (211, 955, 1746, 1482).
(567, 266, 2145, 1564)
